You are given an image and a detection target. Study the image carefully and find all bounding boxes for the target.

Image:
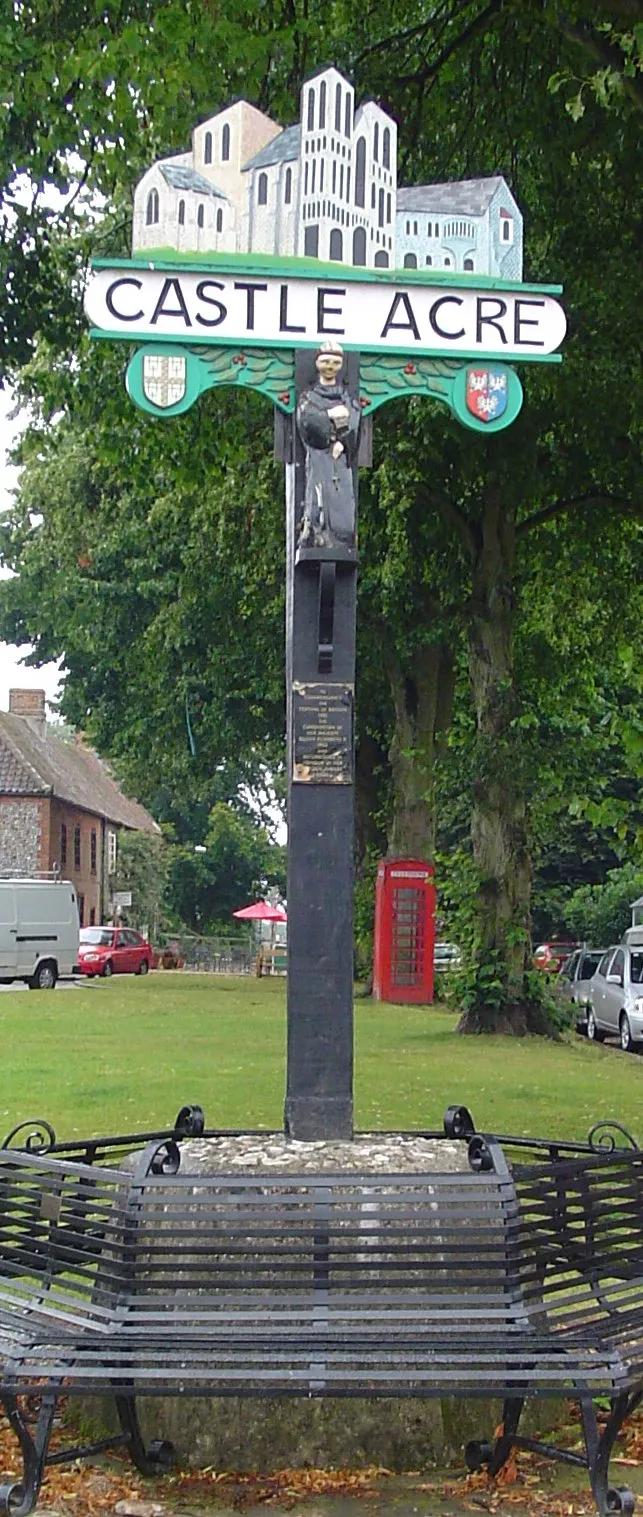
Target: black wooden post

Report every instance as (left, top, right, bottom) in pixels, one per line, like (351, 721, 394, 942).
(282, 349, 362, 1141)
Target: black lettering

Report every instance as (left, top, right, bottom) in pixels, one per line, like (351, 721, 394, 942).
(380, 292, 420, 341)
(195, 279, 227, 327)
(513, 298, 545, 346)
(105, 277, 143, 322)
(234, 281, 268, 331)
(150, 276, 192, 327)
(280, 283, 306, 333)
(317, 286, 346, 335)
(428, 296, 465, 341)
(476, 296, 508, 345)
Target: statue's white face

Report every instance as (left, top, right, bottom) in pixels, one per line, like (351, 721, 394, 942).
(316, 352, 343, 384)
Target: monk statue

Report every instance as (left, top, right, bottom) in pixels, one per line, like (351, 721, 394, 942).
(296, 341, 361, 552)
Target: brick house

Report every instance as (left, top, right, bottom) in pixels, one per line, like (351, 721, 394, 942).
(0, 690, 159, 927)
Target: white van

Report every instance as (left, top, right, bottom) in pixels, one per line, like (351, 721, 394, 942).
(0, 880, 80, 989)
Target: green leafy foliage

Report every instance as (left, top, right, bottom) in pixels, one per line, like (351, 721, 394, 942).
(563, 864, 643, 947)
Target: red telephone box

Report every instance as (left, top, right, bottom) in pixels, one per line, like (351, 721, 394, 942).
(373, 858, 436, 1004)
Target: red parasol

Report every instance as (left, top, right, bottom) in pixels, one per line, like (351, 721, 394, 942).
(233, 902, 287, 922)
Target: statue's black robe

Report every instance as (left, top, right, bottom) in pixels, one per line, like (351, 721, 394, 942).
(296, 382, 361, 546)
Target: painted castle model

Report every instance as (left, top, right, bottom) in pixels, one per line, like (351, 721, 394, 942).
(133, 66, 523, 280)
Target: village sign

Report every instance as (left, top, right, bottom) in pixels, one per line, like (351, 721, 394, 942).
(85, 66, 566, 1138)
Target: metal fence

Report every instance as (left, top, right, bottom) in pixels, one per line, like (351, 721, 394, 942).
(155, 934, 256, 975)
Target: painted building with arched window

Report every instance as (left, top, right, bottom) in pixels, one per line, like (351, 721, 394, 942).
(132, 68, 522, 278)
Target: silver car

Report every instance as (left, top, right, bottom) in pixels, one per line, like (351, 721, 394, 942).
(558, 947, 605, 1034)
(586, 944, 643, 1052)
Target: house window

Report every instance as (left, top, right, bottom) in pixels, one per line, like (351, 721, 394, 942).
(332, 160, 337, 193)
(216, 207, 223, 231)
(371, 183, 376, 208)
(425, 254, 432, 265)
(353, 226, 366, 265)
(319, 80, 326, 128)
(383, 127, 390, 169)
(78, 894, 84, 928)
(258, 172, 268, 205)
(178, 199, 185, 226)
(355, 138, 366, 207)
(305, 161, 309, 195)
(335, 82, 342, 131)
(414, 220, 418, 235)
(204, 131, 212, 165)
(108, 831, 117, 874)
(311, 160, 316, 193)
(320, 160, 324, 191)
(501, 216, 513, 244)
(378, 188, 384, 228)
(464, 257, 474, 270)
(444, 256, 452, 267)
(89, 907, 96, 926)
(374, 250, 389, 267)
(344, 93, 351, 137)
(307, 89, 315, 130)
(60, 823, 67, 867)
(221, 123, 230, 161)
(373, 123, 379, 162)
(339, 164, 343, 197)
(197, 204, 205, 228)
(284, 167, 292, 204)
(90, 829, 97, 875)
(145, 188, 159, 226)
(404, 252, 417, 268)
(405, 219, 410, 234)
(74, 825, 81, 871)
(386, 192, 391, 223)
(329, 228, 343, 261)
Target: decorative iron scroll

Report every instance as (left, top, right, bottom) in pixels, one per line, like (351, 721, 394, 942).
(443, 1104, 476, 1140)
(1, 1119, 56, 1153)
(174, 1103, 205, 1137)
(587, 1120, 639, 1153)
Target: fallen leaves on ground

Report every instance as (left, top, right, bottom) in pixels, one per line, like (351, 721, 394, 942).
(1, 1405, 642, 1515)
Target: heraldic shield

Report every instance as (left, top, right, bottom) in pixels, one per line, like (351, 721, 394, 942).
(466, 367, 508, 423)
(143, 353, 187, 409)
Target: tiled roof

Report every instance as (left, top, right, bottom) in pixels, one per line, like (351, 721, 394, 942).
(243, 124, 300, 172)
(397, 177, 505, 216)
(160, 164, 227, 198)
(0, 714, 158, 832)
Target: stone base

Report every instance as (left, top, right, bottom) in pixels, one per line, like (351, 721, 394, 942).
(75, 1393, 563, 1473)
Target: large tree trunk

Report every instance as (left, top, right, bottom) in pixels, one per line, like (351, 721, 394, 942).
(387, 642, 454, 859)
(457, 486, 535, 1034)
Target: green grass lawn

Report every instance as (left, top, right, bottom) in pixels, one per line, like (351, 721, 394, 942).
(0, 973, 640, 1145)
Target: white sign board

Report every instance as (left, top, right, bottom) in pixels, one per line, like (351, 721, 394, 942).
(85, 267, 566, 360)
(112, 891, 132, 908)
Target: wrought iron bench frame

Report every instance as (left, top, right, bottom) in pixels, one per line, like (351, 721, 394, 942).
(0, 1104, 641, 1517)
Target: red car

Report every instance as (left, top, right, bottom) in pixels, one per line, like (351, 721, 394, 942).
(534, 940, 579, 973)
(77, 926, 152, 978)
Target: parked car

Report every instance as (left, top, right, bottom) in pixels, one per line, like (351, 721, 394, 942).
(76, 926, 152, 978)
(0, 879, 79, 989)
(433, 942, 461, 972)
(534, 940, 579, 973)
(558, 947, 605, 1034)
(586, 943, 643, 1052)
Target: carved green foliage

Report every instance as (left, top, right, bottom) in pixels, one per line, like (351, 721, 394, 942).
(358, 353, 464, 416)
(198, 347, 295, 412)
(126, 344, 295, 418)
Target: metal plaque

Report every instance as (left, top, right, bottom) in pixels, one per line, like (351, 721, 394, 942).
(292, 682, 353, 785)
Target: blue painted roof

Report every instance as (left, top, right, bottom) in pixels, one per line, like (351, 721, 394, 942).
(160, 164, 227, 199)
(397, 177, 507, 216)
(243, 124, 300, 172)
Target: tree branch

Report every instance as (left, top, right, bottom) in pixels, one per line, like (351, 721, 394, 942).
(418, 487, 480, 561)
(550, 8, 643, 112)
(516, 491, 633, 537)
